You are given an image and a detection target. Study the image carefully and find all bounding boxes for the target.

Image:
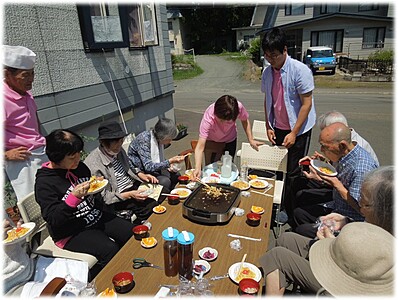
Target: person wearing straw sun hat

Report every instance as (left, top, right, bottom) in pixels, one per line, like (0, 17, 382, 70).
(3, 45, 48, 201)
(309, 222, 394, 296)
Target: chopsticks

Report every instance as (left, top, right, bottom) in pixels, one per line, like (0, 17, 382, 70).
(227, 234, 262, 242)
(197, 178, 211, 189)
(161, 193, 178, 197)
(238, 253, 247, 276)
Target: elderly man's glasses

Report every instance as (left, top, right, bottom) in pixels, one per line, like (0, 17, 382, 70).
(264, 52, 282, 60)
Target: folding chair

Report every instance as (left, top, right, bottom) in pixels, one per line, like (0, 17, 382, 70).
(239, 142, 288, 238)
(17, 192, 98, 269)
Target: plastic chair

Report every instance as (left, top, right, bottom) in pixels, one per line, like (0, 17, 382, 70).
(252, 120, 269, 142)
(17, 192, 98, 269)
(239, 142, 288, 238)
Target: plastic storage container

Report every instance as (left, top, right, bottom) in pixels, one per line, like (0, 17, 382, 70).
(221, 151, 232, 178)
(177, 231, 195, 280)
(240, 160, 248, 182)
(162, 227, 179, 277)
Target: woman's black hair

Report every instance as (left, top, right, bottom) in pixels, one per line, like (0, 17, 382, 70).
(45, 129, 84, 163)
(214, 95, 239, 121)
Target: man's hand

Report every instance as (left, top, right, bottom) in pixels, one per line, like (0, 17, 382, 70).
(248, 139, 264, 151)
(5, 147, 31, 161)
(282, 132, 297, 149)
(316, 226, 336, 240)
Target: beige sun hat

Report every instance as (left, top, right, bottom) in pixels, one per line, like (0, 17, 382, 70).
(309, 222, 394, 296)
(3, 45, 36, 70)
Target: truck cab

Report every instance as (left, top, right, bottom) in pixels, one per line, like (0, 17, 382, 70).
(304, 46, 336, 75)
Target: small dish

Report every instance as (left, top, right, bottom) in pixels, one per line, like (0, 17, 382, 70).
(132, 225, 149, 240)
(193, 260, 211, 275)
(249, 179, 269, 189)
(170, 188, 192, 199)
(186, 181, 198, 190)
(246, 212, 261, 226)
(97, 288, 117, 297)
(112, 272, 134, 294)
(153, 205, 166, 214)
(202, 176, 221, 184)
(185, 169, 195, 178)
(311, 159, 338, 176)
(87, 179, 109, 195)
(230, 180, 250, 190)
(178, 175, 190, 184)
(167, 195, 180, 205)
(239, 278, 260, 295)
(251, 205, 264, 214)
(3, 222, 36, 245)
(228, 262, 262, 284)
(141, 237, 157, 248)
(198, 247, 218, 261)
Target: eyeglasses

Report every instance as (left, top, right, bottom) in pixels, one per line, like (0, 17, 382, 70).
(264, 52, 282, 60)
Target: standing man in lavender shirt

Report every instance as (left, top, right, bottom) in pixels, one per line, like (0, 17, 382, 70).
(261, 28, 316, 222)
(3, 45, 48, 201)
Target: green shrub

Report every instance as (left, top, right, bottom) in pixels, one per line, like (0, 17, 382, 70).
(248, 37, 261, 66)
(368, 50, 393, 73)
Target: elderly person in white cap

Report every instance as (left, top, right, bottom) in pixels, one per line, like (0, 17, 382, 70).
(3, 45, 48, 201)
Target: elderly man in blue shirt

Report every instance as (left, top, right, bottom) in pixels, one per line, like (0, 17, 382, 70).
(293, 122, 379, 237)
(261, 28, 316, 222)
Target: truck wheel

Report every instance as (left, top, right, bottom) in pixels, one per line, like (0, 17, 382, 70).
(330, 68, 336, 75)
(311, 67, 316, 75)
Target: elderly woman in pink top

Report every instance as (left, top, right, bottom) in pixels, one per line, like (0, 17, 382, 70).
(193, 95, 263, 179)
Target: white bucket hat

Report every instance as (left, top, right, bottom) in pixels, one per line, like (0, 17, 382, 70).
(309, 222, 394, 296)
(3, 45, 36, 70)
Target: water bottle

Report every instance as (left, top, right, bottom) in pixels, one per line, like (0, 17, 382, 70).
(177, 231, 195, 280)
(240, 160, 248, 182)
(221, 151, 232, 178)
(162, 227, 179, 277)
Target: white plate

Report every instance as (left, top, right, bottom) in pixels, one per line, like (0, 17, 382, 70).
(97, 288, 117, 298)
(198, 247, 218, 261)
(230, 180, 250, 191)
(228, 262, 262, 284)
(193, 260, 211, 275)
(170, 188, 192, 199)
(249, 179, 269, 189)
(141, 237, 158, 248)
(3, 222, 36, 245)
(202, 176, 221, 184)
(310, 159, 338, 177)
(185, 169, 195, 177)
(152, 205, 166, 214)
(87, 179, 109, 195)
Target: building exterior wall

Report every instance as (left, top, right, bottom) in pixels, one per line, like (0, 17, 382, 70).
(169, 17, 184, 55)
(4, 3, 175, 152)
(274, 4, 314, 27)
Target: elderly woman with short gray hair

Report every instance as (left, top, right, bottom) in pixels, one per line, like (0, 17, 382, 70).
(128, 118, 185, 192)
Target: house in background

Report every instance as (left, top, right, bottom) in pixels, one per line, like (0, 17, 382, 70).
(4, 3, 175, 152)
(250, 3, 394, 61)
(167, 8, 190, 55)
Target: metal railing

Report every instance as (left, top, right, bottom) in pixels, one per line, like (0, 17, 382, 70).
(338, 56, 393, 75)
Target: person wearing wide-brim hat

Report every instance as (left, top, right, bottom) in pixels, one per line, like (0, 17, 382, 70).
(84, 121, 160, 223)
(3, 45, 48, 201)
(309, 222, 394, 296)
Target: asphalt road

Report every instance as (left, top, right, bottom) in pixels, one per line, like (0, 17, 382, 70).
(167, 55, 393, 166)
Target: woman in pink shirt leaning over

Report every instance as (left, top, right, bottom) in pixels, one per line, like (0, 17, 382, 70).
(193, 95, 263, 179)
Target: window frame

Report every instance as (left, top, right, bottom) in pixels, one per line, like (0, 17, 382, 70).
(320, 4, 340, 14)
(310, 29, 344, 53)
(285, 3, 305, 16)
(358, 4, 379, 12)
(362, 27, 385, 49)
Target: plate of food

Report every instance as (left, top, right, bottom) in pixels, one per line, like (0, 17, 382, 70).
(97, 288, 117, 298)
(152, 205, 166, 214)
(87, 176, 109, 194)
(251, 205, 264, 214)
(3, 222, 36, 245)
(249, 179, 269, 189)
(198, 247, 218, 261)
(170, 188, 192, 199)
(230, 180, 250, 190)
(141, 237, 158, 248)
(185, 169, 195, 178)
(310, 159, 337, 177)
(228, 262, 262, 284)
(202, 176, 221, 184)
(193, 260, 211, 275)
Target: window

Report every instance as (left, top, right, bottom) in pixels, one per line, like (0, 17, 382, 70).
(285, 3, 305, 16)
(170, 41, 175, 49)
(77, 3, 129, 51)
(320, 4, 340, 14)
(311, 30, 344, 52)
(168, 21, 173, 31)
(362, 27, 385, 49)
(77, 3, 159, 51)
(359, 4, 379, 11)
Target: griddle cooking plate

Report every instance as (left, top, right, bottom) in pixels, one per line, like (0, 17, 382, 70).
(183, 183, 240, 213)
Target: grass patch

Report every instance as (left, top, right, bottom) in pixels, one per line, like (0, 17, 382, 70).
(172, 54, 204, 80)
(173, 66, 204, 80)
(217, 51, 251, 63)
(314, 73, 394, 89)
